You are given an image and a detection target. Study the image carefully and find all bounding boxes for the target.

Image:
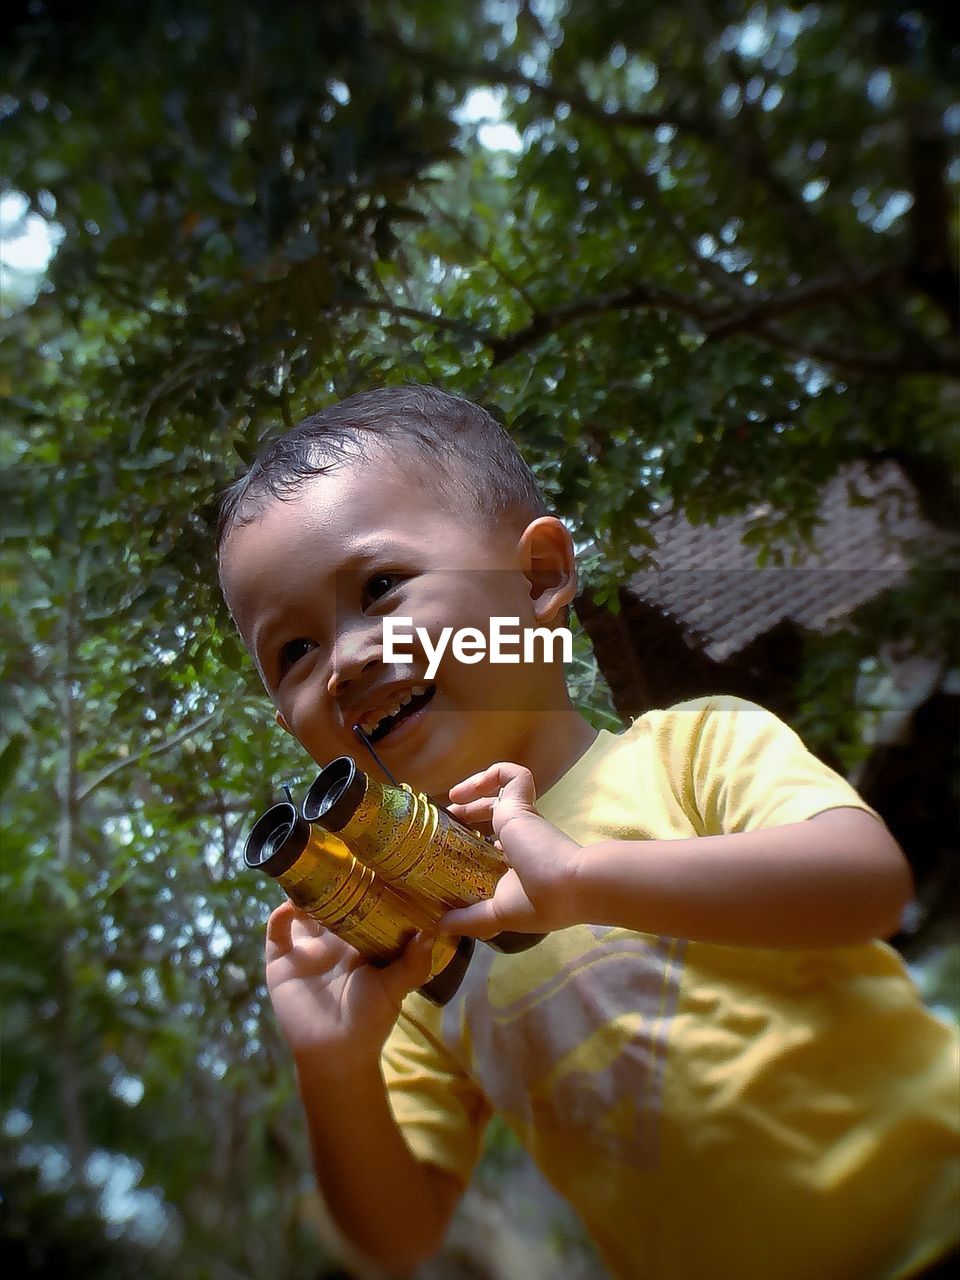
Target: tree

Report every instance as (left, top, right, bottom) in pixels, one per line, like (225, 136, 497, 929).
(2, 1, 956, 1274)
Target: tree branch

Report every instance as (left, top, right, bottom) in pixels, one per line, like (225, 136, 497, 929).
(755, 319, 953, 377)
(419, 188, 540, 314)
(372, 29, 718, 144)
(54, 590, 90, 1178)
(57, 598, 79, 868)
(342, 272, 955, 379)
(485, 282, 708, 363)
(485, 271, 903, 365)
(904, 102, 959, 333)
(607, 132, 753, 303)
(76, 712, 218, 807)
(345, 296, 487, 343)
(364, 251, 440, 381)
(701, 268, 898, 341)
(682, 0, 850, 272)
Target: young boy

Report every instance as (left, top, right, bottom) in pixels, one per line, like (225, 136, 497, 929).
(217, 384, 958, 1280)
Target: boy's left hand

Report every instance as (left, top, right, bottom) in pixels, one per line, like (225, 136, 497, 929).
(438, 762, 583, 938)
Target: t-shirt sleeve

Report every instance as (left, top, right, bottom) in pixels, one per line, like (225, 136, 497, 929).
(380, 993, 492, 1187)
(676, 695, 882, 835)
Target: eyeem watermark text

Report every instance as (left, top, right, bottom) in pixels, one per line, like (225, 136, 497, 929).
(383, 617, 573, 680)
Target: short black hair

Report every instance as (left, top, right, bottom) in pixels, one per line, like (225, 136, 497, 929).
(216, 384, 549, 554)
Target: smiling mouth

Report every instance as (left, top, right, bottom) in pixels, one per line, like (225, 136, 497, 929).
(357, 684, 437, 744)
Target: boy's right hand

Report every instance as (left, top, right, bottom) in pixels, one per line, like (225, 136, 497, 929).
(264, 901, 436, 1072)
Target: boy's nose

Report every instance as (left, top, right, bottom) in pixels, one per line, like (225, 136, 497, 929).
(326, 645, 381, 699)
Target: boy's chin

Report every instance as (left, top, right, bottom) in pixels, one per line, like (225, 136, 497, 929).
(389, 747, 468, 798)
(353, 705, 528, 797)
(380, 734, 482, 801)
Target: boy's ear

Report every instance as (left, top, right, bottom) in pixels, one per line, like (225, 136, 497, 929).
(518, 517, 578, 624)
(275, 709, 292, 735)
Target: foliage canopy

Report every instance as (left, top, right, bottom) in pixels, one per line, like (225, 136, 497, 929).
(1, 1, 956, 1273)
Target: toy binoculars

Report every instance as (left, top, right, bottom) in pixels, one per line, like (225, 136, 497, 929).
(244, 757, 543, 1005)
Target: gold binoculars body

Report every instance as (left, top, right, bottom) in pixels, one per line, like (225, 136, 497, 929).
(244, 758, 541, 1004)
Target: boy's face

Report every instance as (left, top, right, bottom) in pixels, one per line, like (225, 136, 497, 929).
(218, 453, 574, 798)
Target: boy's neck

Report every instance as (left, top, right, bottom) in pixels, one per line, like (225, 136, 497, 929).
(522, 704, 600, 799)
(426, 703, 599, 809)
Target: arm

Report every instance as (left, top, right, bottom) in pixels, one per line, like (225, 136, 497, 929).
(265, 904, 462, 1273)
(439, 766, 913, 949)
(572, 807, 912, 948)
(294, 1053, 462, 1275)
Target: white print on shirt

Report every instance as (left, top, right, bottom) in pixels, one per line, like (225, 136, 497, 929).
(441, 926, 687, 1169)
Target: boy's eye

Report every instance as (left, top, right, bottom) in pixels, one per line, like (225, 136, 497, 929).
(363, 573, 402, 606)
(277, 638, 315, 677)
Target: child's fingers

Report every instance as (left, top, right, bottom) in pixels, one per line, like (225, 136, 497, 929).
(265, 901, 297, 960)
(285, 914, 362, 973)
(448, 760, 525, 800)
(448, 766, 501, 802)
(437, 900, 501, 941)
(268, 902, 355, 976)
(447, 797, 495, 824)
(449, 761, 538, 806)
(379, 931, 439, 1007)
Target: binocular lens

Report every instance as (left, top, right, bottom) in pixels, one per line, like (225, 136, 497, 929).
(244, 802, 307, 875)
(263, 820, 294, 861)
(303, 757, 364, 831)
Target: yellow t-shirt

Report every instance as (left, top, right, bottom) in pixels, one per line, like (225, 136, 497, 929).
(381, 697, 960, 1279)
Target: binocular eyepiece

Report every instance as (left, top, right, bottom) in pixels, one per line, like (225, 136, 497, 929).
(245, 804, 309, 875)
(301, 756, 365, 830)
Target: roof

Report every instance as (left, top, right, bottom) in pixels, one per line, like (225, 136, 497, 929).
(576, 460, 940, 717)
(611, 461, 932, 661)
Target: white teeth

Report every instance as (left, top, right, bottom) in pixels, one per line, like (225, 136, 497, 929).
(357, 685, 433, 737)
(361, 697, 403, 735)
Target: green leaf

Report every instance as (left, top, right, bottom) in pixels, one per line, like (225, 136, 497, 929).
(0, 734, 26, 796)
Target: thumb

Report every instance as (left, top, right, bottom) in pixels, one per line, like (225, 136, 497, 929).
(437, 899, 501, 941)
(379, 931, 440, 1006)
